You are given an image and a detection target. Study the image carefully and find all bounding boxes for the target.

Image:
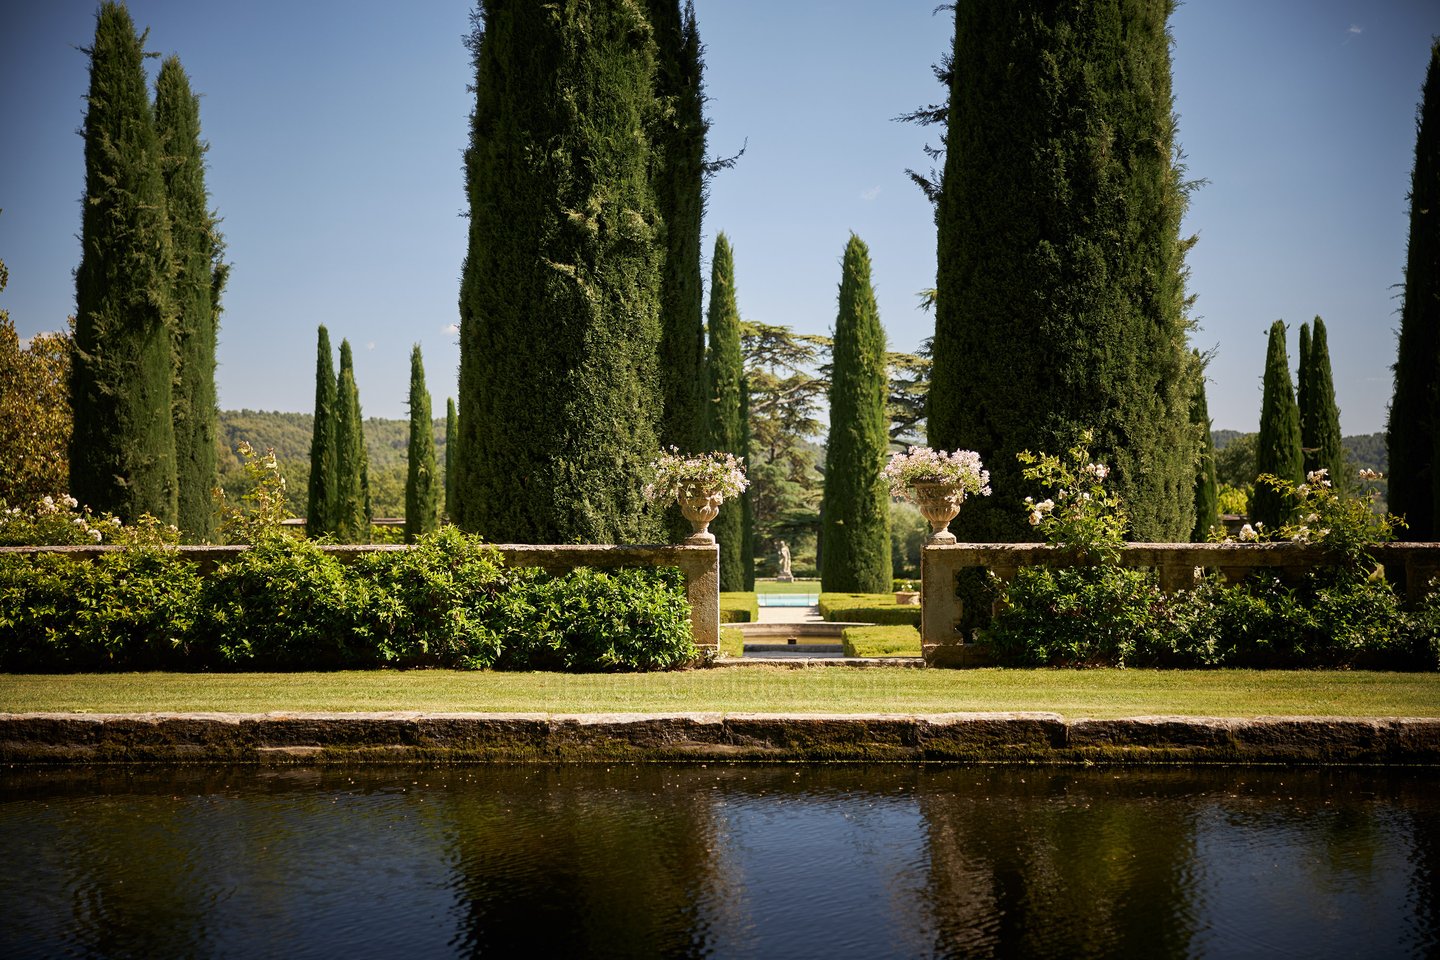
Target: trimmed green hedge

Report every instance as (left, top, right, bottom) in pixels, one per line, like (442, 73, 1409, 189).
(841, 625, 921, 658)
(819, 593, 921, 627)
(0, 528, 697, 673)
(719, 592, 759, 624)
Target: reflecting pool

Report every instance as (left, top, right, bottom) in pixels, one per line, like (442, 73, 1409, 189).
(1, 764, 1436, 958)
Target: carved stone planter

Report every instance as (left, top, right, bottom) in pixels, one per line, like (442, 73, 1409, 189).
(911, 481, 965, 544)
(894, 590, 920, 605)
(678, 488, 724, 544)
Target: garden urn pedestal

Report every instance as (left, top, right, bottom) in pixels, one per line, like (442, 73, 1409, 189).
(912, 481, 965, 544)
(679, 488, 724, 544)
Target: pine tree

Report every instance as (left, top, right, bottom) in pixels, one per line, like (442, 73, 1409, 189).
(706, 234, 746, 589)
(457, 0, 664, 544)
(648, 0, 707, 464)
(1249, 320, 1304, 530)
(821, 234, 892, 593)
(70, 2, 178, 524)
(1389, 40, 1440, 540)
(1190, 359, 1219, 541)
(334, 339, 370, 543)
(445, 396, 457, 523)
(306, 326, 339, 537)
(1302, 316, 1346, 484)
(154, 56, 227, 542)
(405, 345, 439, 543)
(927, 0, 1195, 541)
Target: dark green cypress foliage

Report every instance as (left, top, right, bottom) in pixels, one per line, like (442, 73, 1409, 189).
(306, 326, 338, 537)
(334, 339, 370, 544)
(154, 56, 226, 542)
(1189, 358, 1219, 541)
(1296, 321, 1312, 456)
(70, 2, 178, 524)
(1303, 316, 1346, 483)
(1249, 320, 1304, 530)
(927, 0, 1195, 542)
(706, 233, 746, 589)
(821, 234, 892, 592)
(404, 345, 439, 543)
(457, 0, 664, 544)
(445, 396, 457, 523)
(740, 373, 755, 589)
(1390, 41, 1440, 539)
(649, 0, 707, 505)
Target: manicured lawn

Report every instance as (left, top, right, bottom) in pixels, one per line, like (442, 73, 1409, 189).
(842, 625, 922, 658)
(2, 669, 1437, 719)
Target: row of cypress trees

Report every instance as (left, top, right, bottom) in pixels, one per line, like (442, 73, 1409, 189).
(306, 327, 371, 542)
(70, 2, 226, 540)
(1250, 317, 1345, 530)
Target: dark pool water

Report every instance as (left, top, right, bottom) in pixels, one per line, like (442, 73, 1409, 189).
(1, 764, 1436, 959)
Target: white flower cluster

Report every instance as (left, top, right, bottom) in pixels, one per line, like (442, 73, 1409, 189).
(1237, 521, 1265, 542)
(1082, 462, 1109, 481)
(0, 494, 117, 545)
(1358, 468, 1383, 481)
(646, 448, 749, 503)
(883, 446, 991, 500)
(1023, 497, 1055, 526)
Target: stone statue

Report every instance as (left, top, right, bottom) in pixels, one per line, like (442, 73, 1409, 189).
(776, 540, 793, 581)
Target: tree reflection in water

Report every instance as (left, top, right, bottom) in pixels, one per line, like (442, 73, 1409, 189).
(0, 764, 1436, 959)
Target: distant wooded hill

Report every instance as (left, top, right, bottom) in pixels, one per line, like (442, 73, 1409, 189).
(218, 409, 447, 472)
(1213, 429, 1385, 473)
(217, 409, 448, 517)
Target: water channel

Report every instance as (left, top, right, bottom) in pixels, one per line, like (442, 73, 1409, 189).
(2, 764, 1436, 958)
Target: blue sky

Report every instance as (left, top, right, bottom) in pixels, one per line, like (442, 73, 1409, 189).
(1, 1, 1436, 435)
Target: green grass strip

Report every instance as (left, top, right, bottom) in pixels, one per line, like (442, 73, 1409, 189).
(2, 669, 1437, 719)
(842, 625, 922, 658)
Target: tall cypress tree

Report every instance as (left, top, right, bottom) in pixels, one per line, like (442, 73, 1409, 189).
(1302, 316, 1346, 483)
(1190, 357, 1219, 541)
(70, 2, 178, 524)
(740, 373, 755, 589)
(154, 55, 226, 542)
(405, 345, 439, 543)
(306, 326, 338, 538)
(1296, 321, 1312, 456)
(457, 0, 664, 544)
(706, 233, 746, 589)
(334, 339, 370, 544)
(821, 234, 892, 593)
(927, 0, 1195, 541)
(445, 396, 458, 523)
(648, 1, 707, 454)
(1390, 40, 1440, 539)
(1250, 320, 1304, 530)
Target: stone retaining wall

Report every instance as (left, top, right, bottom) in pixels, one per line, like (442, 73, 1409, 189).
(2, 712, 1437, 765)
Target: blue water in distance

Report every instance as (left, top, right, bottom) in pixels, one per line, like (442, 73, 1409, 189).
(1, 764, 1436, 959)
(756, 594, 820, 607)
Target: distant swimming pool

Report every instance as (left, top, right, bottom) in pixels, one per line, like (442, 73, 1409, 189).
(756, 594, 819, 607)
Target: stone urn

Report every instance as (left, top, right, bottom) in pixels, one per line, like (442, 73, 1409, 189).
(893, 590, 920, 605)
(911, 480, 965, 544)
(678, 487, 724, 543)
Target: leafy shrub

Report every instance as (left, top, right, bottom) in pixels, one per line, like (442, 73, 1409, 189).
(191, 537, 367, 670)
(504, 566, 696, 671)
(0, 493, 127, 545)
(987, 566, 1168, 667)
(357, 527, 512, 668)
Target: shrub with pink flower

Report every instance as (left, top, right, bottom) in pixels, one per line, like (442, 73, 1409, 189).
(645, 448, 749, 503)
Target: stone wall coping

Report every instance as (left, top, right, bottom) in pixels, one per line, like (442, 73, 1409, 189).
(2, 711, 1436, 765)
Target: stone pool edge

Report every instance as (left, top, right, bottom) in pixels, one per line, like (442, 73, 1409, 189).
(2, 712, 1438, 765)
